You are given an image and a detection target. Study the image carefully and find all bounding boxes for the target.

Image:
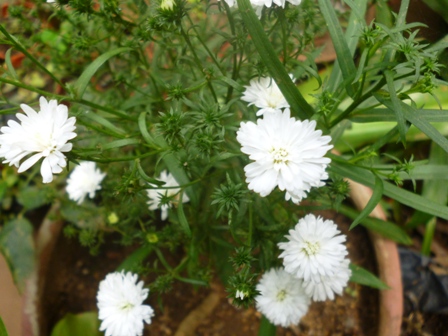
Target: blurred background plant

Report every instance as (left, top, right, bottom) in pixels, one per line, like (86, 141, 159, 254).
(1, 0, 448, 334)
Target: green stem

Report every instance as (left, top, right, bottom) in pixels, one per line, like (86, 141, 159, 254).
(179, 24, 218, 102)
(0, 77, 135, 120)
(421, 217, 436, 256)
(0, 24, 65, 88)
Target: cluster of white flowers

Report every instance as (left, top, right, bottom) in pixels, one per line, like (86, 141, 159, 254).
(255, 214, 351, 327)
(223, 0, 302, 17)
(278, 214, 351, 301)
(0, 97, 77, 183)
(97, 271, 154, 336)
(66, 161, 106, 205)
(146, 170, 190, 220)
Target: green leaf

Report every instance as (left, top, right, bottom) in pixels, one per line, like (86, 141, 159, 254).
(17, 186, 53, 210)
(349, 264, 389, 290)
(5, 48, 18, 80)
(339, 203, 412, 244)
(138, 112, 158, 148)
(236, 0, 314, 120)
(136, 160, 166, 185)
(350, 175, 384, 229)
(258, 315, 276, 336)
(50, 312, 102, 336)
(101, 138, 140, 151)
(350, 108, 448, 123)
(74, 47, 132, 99)
(0, 218, 35, 291)
(177, 192, 192, 237)
(383, 71, 408, 144)
(116, 245, 153, 272)
(0, 317, 8, 336)
(330, 158, 448, 220)
(81, 111, 127, 138)
(399, 102, 448, 155)
(318, 0, 360, 97)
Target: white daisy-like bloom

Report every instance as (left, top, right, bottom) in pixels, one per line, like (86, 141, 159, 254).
(241, 76, 290, 116)
(236, 109, 332, 203)
(255, 268, 310, 327)
(66, 161, 106, 205)
(278, 214, 348, 283)
(303, 258, 352, 301)
(147, 170, 190, 221)
(0, 97, 76, 183)
(251, 0, 301, 8)
(97, 271, 154, 336)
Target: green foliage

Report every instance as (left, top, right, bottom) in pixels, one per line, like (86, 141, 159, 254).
(50, 312, 102, 336)
(0, 317, 8, 336)
(0, 218, 35, 292)
(2, 0, 448, 328)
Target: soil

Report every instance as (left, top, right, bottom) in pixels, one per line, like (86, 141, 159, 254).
(38, 210, 380, 336)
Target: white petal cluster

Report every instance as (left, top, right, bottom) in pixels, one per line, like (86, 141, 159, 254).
(241, 77, 290, 116)
(278, 214, 351, 301)
(255, 268, 310, 327)
(97, 271, 154, 336)
(0, 97, 76, 183)
(302, 259, 352, 301)
(236, 109, 332, 203)
(222, 0, 301, 16)
(66, 161, 106, 205)
(147, 170, 190, 220)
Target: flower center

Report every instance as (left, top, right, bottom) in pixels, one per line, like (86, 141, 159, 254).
(35, 131, 57, 156)
(302, 241, 320, 256)
(276, 289, 287, 302)
(271, 147, 289, 164)
(120, 301, 135, 312)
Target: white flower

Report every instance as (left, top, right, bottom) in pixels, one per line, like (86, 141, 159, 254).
(235, 289, 247, 300)
(0, 97, 76, 183)
(46, 0, 56, 2)
(66, 161, 106, 205)
(303, 258, 352, 301)
(251, 0, 301, 8)
(97, 271, 154, 336)
(241, 76, 290, 116)
(255, 268, 310, 327)
(236, 109, 332, 203)
(147, 170, 190, 221)
(160, 0, 175, 11)
(278, 214, 348, 283)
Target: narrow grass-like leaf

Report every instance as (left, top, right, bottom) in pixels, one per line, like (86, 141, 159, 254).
(350, 108, 448, 123)
(329, 158, 448, 220)
(421, 217, 437, 256)
(5, 48, 18, 80)
(82, 111, 127, 138)
(217, 76, 244, 92)
(349, 264, 389, 290)
(236, 0, 314, 119)
(0, 317, 8, 336)
(350, 174, 384, 229)
(339, 203, 412, 244)
(138, 112, 158, 148)
(136, 160, 165, 186)
(383, 71, 408, 144)
(399, 102, 448, 154)
(116, 245, 153, 272)
(177, 193, 191, 237)
(258, 316, 276, 336)
(101, 138, 140, 151)
(318, 0, 359, 97)
(74, 47, 132, 99)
